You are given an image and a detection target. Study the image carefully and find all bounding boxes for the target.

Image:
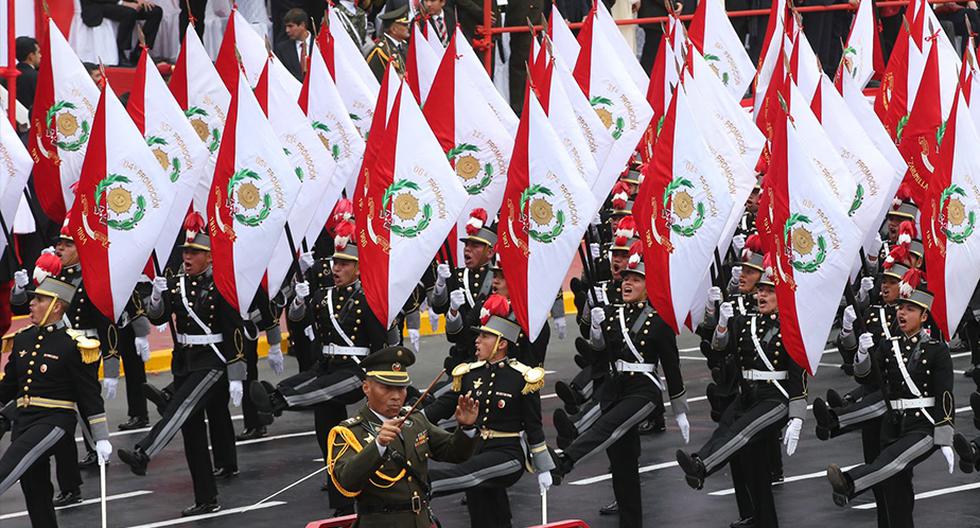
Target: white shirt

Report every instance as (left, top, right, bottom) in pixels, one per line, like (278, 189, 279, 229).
(294, 33, 312, 60)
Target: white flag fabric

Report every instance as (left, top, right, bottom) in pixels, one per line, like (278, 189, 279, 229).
(753, 0, 787, 115)
(688, 0, 756, 100)
(840, 70, 907, 176)
(841, 0, 879, 89)
(594, 3, 649, 91)
(319, 24, 378, 140)
(456, 30, 520, 134)
(549, 9, 581, 66)
(536, 57, 601, 192)
(407, 23, 441, 104)
(229, 10, 302, 97)
(0, 113, 33, 257)
(552, 51, 614, 177)
(328, 8, 382, 94)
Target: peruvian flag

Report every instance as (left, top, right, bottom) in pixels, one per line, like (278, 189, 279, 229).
(327, 7, 382, 94)
(922, 76, 980, 340)
(836, 0, 884, 89)
(551, 47, 614, 178)
(636, 84, 740, 334)
(405, 22, 440, 105)
(127, 47, 211, 267)
(753, 0, 787, 115)
(423, 32, 515, 261)
(549, 8, 581, 66)
(169, 24, 231, 212)
(68, 79, 177, 322)
(839, 66, 907, 178)
(0, 110, 32, 258)
(29, 19, 100, 223)
(497, 84, 597, 341)
(356, 83, 468, 327)
(688, 0, 756, 100)
(897, 36, 942, 206)
(574, 9, 653, 212)
(594, 3, 648, 90)
(455, 30, 519, 135)
(215, 10, 302, 97)
(299, 41, 366, 198)
(766, 104, 863, 375)
(208, 68, 299, 317)
(255, 58, 343, 294)
(323, 11, 379, 137)
(788, 30, 822, 104)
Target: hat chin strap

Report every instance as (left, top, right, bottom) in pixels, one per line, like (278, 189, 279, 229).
(38, 298, 58, 327)
(488, 336, 507, 363)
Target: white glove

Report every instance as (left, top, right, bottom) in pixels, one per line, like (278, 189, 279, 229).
(449, 289, 466, 312)
(554, 317, 567, 339)
(860, 276, 875, 294)
(589, 243, 601, 259)
(676, 412, 690, 444)
(942, 445, 955, 474)
(718, 302, 734, 327)
(537, 471, 553, 494)
(590, 307, 606, 327)
(13, 269, 29, 288)
(708, 286, 722, 304)
(427, 306, 440, 333)
(731, 266, 742, 284)
(408, 329, 421, 352)
(155, 323, 169, 333)
(135, 336, 151, 362)
(294, 281, 310, 300)
(732, 234, 746, 252)
(150, 276, 168, 303)
(267, 342, 285, 375)
(784, 417, 803, 455)
(436, 262, 451, 283)
(95, 439, 113, 464)
(229, 380, 243, 407)
(102, 377, 118, 400)
(298, 251, 316, 274)
(874, 232, 884, 251)
(858, 332, 874, 353)
(842, 306, 857, 332)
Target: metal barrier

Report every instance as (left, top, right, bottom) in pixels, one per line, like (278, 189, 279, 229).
(304, 514, 358, 528)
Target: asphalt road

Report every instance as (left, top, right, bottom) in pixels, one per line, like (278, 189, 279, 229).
(3, 317, 980, 527)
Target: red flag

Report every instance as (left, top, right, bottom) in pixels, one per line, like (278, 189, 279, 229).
(897, 37, 942, 206)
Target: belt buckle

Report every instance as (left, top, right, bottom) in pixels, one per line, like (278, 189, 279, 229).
(411, 495, 422, 514)
(480, 429, 491, 440)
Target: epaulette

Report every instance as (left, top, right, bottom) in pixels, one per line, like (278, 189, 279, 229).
(72, 333, 102, 365)
(0, 326, 29, 355)
(507, 358, 546, 394)
(451, 360, 486, 391)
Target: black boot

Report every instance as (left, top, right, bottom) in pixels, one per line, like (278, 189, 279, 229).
(553, 409, 579, 440)
(118, 448, 150, 476)
(598, 500, 618, 515)
(236, 426, 268, 441)
(826, 464, 854, 506)
(550, 451, 573, 485)
(812, 398, 836, 441)
(143, 383, 172, 416)
(213, 466, 239, 479)
(825, 388, 845, 408)
(78, 450, 99, 469)
(554, 381, 584, 414)
(638, 418, 666, 435)
(954, 433, 977, 474)
(118, 416, 149, 431)
(675, 450, 706, 490)
(181, 501, 220, 517)
(52, 488, 82, 507)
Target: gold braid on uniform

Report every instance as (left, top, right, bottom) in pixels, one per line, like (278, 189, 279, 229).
(327, 426, 407, 498)
(507, 359, 546, 394)
(67, 329, 102, 364)
(451, 361, 485, 392)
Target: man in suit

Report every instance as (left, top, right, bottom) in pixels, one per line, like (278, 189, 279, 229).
(15, 37, 40, 111)
(423, 0, 456, 47)
(449, 0, 497, 43)
(275, 8, 314, 82)
(80, 0, 163, 66)
(272, 0, 324, 44)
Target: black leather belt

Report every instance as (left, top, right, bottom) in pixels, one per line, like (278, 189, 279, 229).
(358, 496, 425, 514)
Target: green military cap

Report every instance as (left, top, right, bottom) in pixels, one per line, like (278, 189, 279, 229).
(362, 346, 415, 386)
(380, 4, 409, 23)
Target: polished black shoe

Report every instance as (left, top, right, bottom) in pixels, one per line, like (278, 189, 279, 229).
(52, 488, 82, 507)
(770, 471, 784, 484)
(573, 354, 588, 369)
(675, 450, 705, 490)
(118, 416, 149, 431)
(954, 433, 977, 474)
(965, 365, 976, 378)
(554, 381, 585, 407)
(826, 464, 853, 506)
(730, 517, 756, 528)
(181, 502, 220, 517)
(118, 448, 149, 476)
(553, 409, 579, 440)
(213, 466, 239, 479)
(236, 427, 268, 441)
(812, 398, 838, 436)
(598, 500, 618, 515)
(825, 389, 845, 409)
(143, 383, 171, 416)
(78, 451, 99, 469)
(638, 418, 666, 435)
(550, 451, 573, 486)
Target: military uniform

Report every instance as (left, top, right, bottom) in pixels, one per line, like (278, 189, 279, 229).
(239, 288, 283, 438)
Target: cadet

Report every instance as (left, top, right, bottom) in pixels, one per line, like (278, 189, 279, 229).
(328, 346, 478, 527)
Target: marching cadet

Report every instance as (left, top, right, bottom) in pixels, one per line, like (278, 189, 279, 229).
(676, 263, 807, 528)
(365, 4, 409, 81)
(237, 289, 286, 441)
(827, 288, 956, 527)
(0, 276, 112, 527)
(551, 242, 689, 528)
(117, 213, 247, 517)
(249, 220, 396, 516)
(327, 346, 478, 527)
(423, 294, 554, 527)
(488, 256, 550, 367)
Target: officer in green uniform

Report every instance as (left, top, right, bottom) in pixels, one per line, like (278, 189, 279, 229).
(328, 346, 478, 527)
(365, 5, 409, 81)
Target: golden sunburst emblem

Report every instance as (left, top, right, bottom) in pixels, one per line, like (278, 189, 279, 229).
(948, 197, 966, 226)
(57, 112, 79, 137)
(456, 155, 481, 181)
(190, 119, 209, 142)
(319, 133, 331, 150)
(595, 108, 613, 129)
(530, 198, 554, 226)
(792, 226, 815, 255)
(107, 187, 133, 214)
(152, 147, 170, 170)
(673, 191, 694, 219)
(237, 182, 261, 209)
(393, 192, 419, 221)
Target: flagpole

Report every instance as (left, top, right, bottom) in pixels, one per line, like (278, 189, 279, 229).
(4, 0, 16, 128)
(842, 278, 868, 336)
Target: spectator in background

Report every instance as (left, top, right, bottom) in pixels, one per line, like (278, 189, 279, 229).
(272, 1, 324, 43)
(424, 0, 456, 47)
(335, 0, 374, 52)
(935, 1, 980, 54)
(14, 37, 40, 111)
(275, 8, 314, 81)
(638, 0, 681, 73)
(82, 63, 103, 87)
(448, 0, 496, 43)
(507, 0, 543, 112)
(180, 0, 206, 38)
(80, 0, 163, 66)
(366, 4, 410, 80)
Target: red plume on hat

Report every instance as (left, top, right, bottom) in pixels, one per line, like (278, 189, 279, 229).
(883, 243, 910, 269)
(896, 220, 916, 245)
(33, 253, 63, 285)
(627, 240, 643, 269)
(466, 208, 488, 235)
(184, 211, 205, 243)
(334, 220, 354, 252)
(326, 198, 354, 236)
(893, 182, 913, 208)
(480, 293, 511, 325)
(59, 223, 72, 241)
(742, 233, 763, 259)
(611, 181, 630, 210)
(614, 216, 636, 245)
(899, 267, 923, 298)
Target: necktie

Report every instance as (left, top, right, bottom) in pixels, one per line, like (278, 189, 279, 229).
(435, 16, 446, 44)
(300, 41, 308, 74)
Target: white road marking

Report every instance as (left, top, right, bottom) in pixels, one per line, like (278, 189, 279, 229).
(124, 501, 287, 528)
(0, 491, 154, 520)
(570, 461, 680, 485)
(709, 465, 859, 496)
(851, 482, 980, 510)
(77, 416, 244, 442)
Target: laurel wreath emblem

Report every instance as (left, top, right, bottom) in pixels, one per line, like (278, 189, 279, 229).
(520, 184, 565, 243)
(145, 135, 182, 182)
(940, 184, 976, 244)
(446, 143, 494, 195)
(227, 169, 272, 227)
(46, 100, 91, 152)
(782, 213, 828, 273)
(382, 179, 432, 238)
(662, 177, 705, 237)
(184, 106, 221, 153)
(848, 183, 864, 217)
(94, 174, 147, 231)
(589, 96, 625, 140)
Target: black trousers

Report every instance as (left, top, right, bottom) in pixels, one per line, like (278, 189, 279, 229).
(109, 324, 148, 420)
(734, 437, 778, 527)
(640, 26, 664, 75)
(206, 383, 237, 472)
(277, 362, 364, 409)
(51, 428, 82, 493)
(136, 368, 227, 504)
(608, 422, 643, 528)
(179, 0, 206, 38)
(0, 422, 69, 527)
(286, 317, 316, 372)
(83, 4, 163, 60)
(430, 443, 525, 528)
(242, 337, 261, 430)
(696, 397, 788, 477)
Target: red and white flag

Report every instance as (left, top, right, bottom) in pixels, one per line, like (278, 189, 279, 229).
(328, 7, 382, 94)
(68, 80, 177, 321)
(549, 9, 581, 66)
(456, 30, 519, 134)
(317, 26, 377, 140)
(550, 44, 614, 177)
(837, 0, 884, 89)
(897, 36, 942, 206)
(405, 22, 441, 104)
(594, 3, 648, 91)
(788, 30, 822, 103)
(688, 0, 756, 100)
(127, 47, 211, 267)
(29, 19, 100, 223)
(356, 83, 469, 327)
(208, 69, 299, 317)
(753, 0, 787, 115)
(497, 85, 596, 341)
(0, 112, 33, 257)
(839, 66, 907, 178)
(216, 10, 302, 97)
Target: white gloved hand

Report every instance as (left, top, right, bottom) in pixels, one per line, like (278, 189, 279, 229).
(95, 439, 113, 464)
(428, 306, 440, 333)
(135, 336, 151, 362)
(554, 317, 567, 340)
(537, 471, 553, 494)
(229, 380, 243, 407)
(449, 289, 466, 312)
(676, 412, 690, 444)
(294, 281, 310, 300)
(408, 329, 421, 352)
(150, 276, 168, 303)
(860, 276, 875, 294)
(298, 251, 316, 274)
(731, 266, 742, 284)
(842, 306, 857, 332)
(732, 234, 746, 252)
(784, 418, 803, 455)
(436, 262, 451, 288)
(708, 286, 722, 304)
(942, 445, 955, 474)
(102, 377, 118, 400)
(590, 307, 606, 327)
(267, 342, 285, 375)
(874, 232, 884, 251)
(718, 302, 734, 327)
(155, 323, 169, 333)
(856, 332, 874, 364)
(13, 269, 29, 288)
(590, 243, 601, 259)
